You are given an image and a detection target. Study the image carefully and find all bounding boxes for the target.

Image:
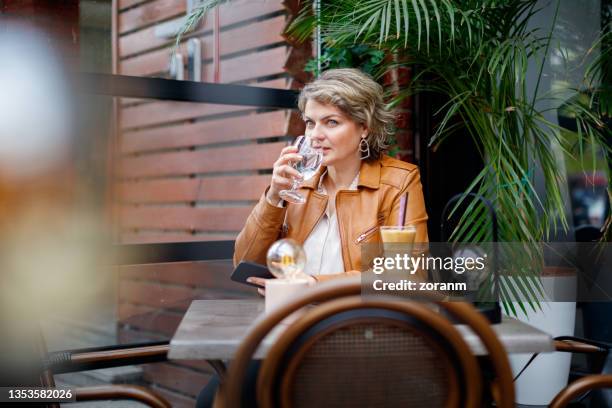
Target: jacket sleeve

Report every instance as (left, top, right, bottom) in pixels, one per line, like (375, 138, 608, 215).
(387, 167, 429, 243)
(233, 188, 287, 267)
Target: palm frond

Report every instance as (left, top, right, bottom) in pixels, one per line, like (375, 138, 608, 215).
(175, 0, 612, 315)
(174, 0, 225, 50)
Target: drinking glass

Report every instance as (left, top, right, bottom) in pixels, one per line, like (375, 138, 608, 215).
(380, 225, 417, 257)
(379, 225, 417, 244)
(279, 135, 323, 204)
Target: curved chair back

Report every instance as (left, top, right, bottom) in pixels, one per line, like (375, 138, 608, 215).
(550, 374, 612, 408)
(32, 326, 171, 408)
(259, 296, 480, 407)
(222, 278, 514, 408)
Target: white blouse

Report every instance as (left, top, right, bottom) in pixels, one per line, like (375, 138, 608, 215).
(302, 171, 359, 277)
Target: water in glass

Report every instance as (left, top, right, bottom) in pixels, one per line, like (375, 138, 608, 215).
(278, 136, 322, 204)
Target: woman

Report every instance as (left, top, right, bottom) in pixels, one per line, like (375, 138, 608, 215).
(198, 68, 429, 408)
(234, 68, 428, 292)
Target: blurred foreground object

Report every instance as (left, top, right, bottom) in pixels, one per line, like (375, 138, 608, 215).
(0, 24, 108, 386)
(0, 24, 71, 180)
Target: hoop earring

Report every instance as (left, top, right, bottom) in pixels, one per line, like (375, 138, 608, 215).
(359, 137, 371, 160)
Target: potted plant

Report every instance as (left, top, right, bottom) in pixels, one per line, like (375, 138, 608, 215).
(180, 0, 610, 403)
(181, 0, 609, 306)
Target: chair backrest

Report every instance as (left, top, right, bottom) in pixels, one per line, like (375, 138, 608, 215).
(222, 278, 515, 408)
(259, 297, 480, 408)
(550, 374, 612, 408)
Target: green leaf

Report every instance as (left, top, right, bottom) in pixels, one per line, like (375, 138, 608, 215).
(410, 0, 422, 50)
(401, 0, 410, 48)
(394, 0, 402, 39)
(428, 0, 442, 53)
(417, 0, 430, 53)
(183, 0, 612, 316)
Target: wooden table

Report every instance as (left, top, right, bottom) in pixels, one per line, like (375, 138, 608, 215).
(169, 299, 555, 361)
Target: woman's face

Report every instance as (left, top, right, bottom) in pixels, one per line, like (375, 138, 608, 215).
(303, 99, 366, 168)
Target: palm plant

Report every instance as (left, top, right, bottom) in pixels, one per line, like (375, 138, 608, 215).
(180, 0, 611, 315)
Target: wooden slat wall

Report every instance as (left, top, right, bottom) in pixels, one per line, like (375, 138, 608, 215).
(112, 1, 300, 405)
(120, 16, 286, 76)
(115, 0, 292, 244)
(118, 0, 185, 33)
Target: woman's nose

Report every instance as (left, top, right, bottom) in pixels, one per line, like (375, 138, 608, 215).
(310, 123, 325, 140)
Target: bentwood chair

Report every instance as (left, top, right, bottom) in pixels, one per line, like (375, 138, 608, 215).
(550, 337, 612, 407)
(550, 374, 612, 407)
(7, 241, 238, 408)
(218, 277, 515, 408)
(31, 327, 171, 408)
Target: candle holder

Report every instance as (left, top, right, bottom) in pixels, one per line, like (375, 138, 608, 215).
(265, 239, 311, 317)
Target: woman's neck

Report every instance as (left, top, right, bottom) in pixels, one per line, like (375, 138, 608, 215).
(325, 156, 361, 191)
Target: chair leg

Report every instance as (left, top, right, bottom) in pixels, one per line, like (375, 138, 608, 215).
(207, 359, 227, 381)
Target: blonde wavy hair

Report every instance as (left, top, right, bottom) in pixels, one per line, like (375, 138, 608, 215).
(297, 68, 395, 161)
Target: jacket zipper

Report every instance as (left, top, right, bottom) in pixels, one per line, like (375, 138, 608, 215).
(355, 225, 379, 244)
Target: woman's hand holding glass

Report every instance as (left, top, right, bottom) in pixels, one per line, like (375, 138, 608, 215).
(273, 136, 323, 205)
(266, 144, 304, 205)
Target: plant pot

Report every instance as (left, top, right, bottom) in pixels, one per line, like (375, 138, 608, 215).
(504, 266, 577, 406)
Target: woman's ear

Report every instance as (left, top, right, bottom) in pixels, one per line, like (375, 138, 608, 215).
(361, 124, 369, 139)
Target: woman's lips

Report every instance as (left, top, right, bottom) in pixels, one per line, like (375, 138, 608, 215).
(312, 145, 331, 156)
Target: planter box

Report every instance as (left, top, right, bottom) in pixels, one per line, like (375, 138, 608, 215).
(505, 267, 577, 405)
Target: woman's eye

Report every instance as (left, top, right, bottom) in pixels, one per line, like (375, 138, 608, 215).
(305, 120, 314, 128)
(328, 119, 338, 126)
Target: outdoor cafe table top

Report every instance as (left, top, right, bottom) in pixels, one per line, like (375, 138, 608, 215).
(168, 299, 555, 360)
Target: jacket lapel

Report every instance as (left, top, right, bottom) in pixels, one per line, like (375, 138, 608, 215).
(287, 159, 381, 267)
(287, 189, 327, 244)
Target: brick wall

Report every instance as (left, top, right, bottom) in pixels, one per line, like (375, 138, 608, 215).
(384, 64, 415, 163)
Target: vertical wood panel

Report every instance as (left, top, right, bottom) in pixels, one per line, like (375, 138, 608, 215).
(112, 0, 119, 74)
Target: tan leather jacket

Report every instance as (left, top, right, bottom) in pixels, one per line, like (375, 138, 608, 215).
(233, 155, 429, 280)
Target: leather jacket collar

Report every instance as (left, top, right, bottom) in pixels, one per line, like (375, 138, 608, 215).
(301, 159, 381, 191)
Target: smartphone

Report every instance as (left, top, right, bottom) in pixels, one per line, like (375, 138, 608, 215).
(230, 261, 275, 288)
